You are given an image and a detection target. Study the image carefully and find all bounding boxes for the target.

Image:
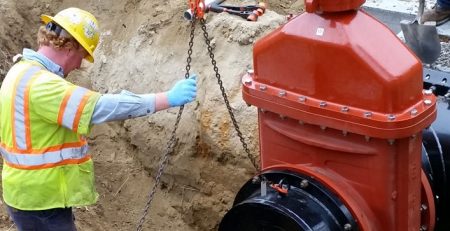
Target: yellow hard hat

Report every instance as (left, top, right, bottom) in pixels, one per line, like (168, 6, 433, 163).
(41, 8, 99, 63)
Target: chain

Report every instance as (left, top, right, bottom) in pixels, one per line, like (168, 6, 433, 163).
(199, 18, 260, 173)
(135, 18, 197, 231)
(136, 15, 261, 230)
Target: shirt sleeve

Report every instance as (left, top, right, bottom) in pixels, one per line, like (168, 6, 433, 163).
(91, 90, 156, 124)
(30, 73, 101, 135)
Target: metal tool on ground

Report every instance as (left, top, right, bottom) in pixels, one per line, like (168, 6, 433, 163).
(207, 2, 267, 21)
(400, 0, 441, 64)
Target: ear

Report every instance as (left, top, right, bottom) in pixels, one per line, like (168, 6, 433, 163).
(64, 48, 73, 57)
(77, 46, 88, 58)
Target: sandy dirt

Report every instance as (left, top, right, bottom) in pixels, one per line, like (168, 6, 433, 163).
(0, 0, 301, 230)
(3, 0, 450, 230)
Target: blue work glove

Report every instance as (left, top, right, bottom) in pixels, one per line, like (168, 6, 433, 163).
(167, 75, 197, 107)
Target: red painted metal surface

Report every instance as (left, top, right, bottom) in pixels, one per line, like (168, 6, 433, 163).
(305, 0, 365, 13)
(243, 9, 437, 231)
(421, 171, 436, 231)
(188, 0, 206, 19)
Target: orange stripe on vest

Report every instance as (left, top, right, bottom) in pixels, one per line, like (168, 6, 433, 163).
(73, 91, 93, 132)
(24, 75, 39, 151)
(57, 86, 77, 126)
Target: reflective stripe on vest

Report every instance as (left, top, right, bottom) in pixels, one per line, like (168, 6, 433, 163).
(0, 143, 88, 167)
(58, 86, 92, 132)
(1, 65, 91, 169)
(12, 66, 41, 150)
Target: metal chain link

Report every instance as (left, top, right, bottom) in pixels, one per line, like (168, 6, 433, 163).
(135, 18, 197, 231)
(199, 18, 260, 172)
(136, 15, 261, 230)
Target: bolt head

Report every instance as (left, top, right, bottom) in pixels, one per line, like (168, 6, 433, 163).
(424, 99, 432, 106)
(344, 223, 352, 231)
(410, 108, 418, 116)
(298, 96, 307, 102)
(387, 114, 396, 121)
(259, 85, 267, 91)
(319, 102, 327, 107)
(424, 89, 433, 95)
(420, 204, 428, 211)
(279, 90, 286, 97)
(341, 106, 349, 112)
(244, 79, 252, 85)
(247, 69, 254, 74)
(364, 112, 373, 118)
(300, 180, 309, 188)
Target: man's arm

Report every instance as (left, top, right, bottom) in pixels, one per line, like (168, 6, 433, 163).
(91, 75, 197, 124)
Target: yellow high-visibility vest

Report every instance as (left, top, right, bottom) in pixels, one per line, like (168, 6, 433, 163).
(0, 60, 101, 210)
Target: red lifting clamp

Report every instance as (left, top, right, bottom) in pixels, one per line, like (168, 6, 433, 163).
(188, 0, 206, 19)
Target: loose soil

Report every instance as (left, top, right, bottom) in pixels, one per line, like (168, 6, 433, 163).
(0, 0, 301, 230)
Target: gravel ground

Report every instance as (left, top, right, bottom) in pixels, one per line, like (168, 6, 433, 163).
(433, 42, 450, 72)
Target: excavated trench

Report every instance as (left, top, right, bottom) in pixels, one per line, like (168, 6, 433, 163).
(1, 0, 450, 230)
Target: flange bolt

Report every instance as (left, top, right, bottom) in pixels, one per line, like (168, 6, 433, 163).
(300, 179, 309, 188)
(344, 223, 352, 231)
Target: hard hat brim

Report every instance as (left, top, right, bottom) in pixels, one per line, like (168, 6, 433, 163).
(41, 15, 53, 24)
(40, 14, 95, 63)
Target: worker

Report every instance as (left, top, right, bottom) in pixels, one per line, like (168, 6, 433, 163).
(421, 0, 450, 25)
(0, 7, 197, 231)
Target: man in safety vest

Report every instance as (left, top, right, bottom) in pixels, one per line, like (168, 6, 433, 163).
(0, 8, 197, 231)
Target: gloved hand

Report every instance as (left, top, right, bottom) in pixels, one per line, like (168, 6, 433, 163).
(167, 74, 197, 107)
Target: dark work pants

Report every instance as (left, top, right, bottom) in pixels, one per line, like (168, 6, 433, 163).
(6, 205, 77, 231)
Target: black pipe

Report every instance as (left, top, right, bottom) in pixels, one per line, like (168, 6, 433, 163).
(422, 97, 450, 231)
(219, 171, 358, 231)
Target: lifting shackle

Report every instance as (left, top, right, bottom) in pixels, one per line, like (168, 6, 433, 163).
(188, 0, 206, 19)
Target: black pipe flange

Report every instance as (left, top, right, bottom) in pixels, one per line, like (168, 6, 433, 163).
(422, 99, 450, 231)
(219, 170, 358, 231)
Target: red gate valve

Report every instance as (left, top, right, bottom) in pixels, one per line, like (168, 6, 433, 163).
(188, 0, 206, 19)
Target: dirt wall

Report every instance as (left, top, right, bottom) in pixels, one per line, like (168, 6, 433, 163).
(0, 0, 303, 230)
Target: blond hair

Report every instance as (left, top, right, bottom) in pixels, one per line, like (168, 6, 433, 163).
(37, 25, 80, 50)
